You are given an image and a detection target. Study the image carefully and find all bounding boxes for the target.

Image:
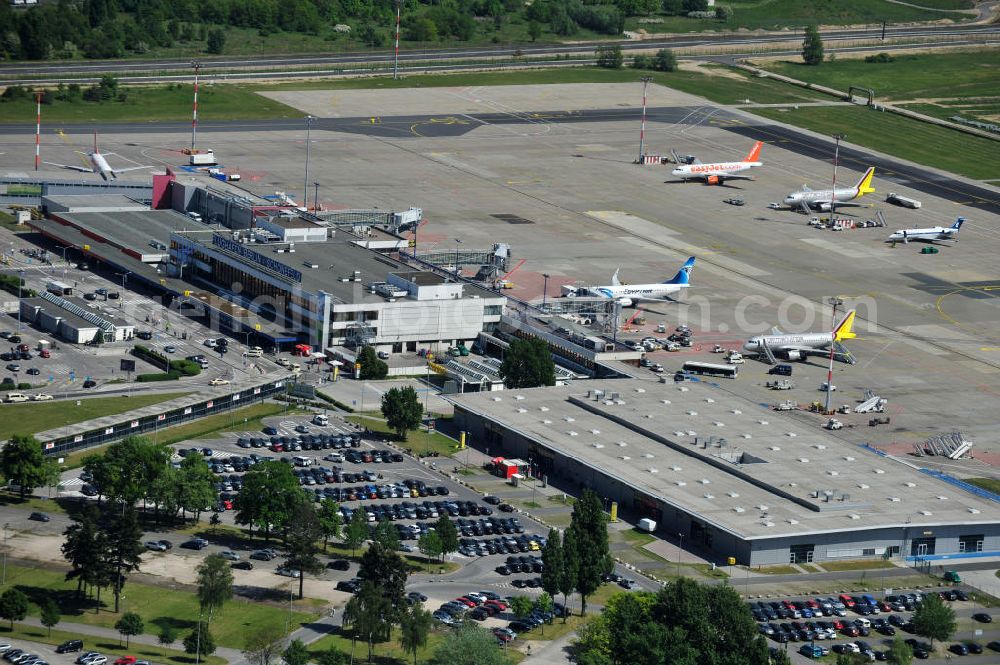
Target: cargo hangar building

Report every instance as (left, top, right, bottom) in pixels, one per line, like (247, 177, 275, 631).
(451, 379, 1000, 566)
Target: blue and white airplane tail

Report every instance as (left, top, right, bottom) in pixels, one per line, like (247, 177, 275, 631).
(664, 257, 696, 285)
(952, 217, 965, 232)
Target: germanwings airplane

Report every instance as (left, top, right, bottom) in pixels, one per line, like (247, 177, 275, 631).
(567, 257, 696, 307)
(887, 217, 964, 244)
(671, 141, 763, 185)
(783, 167, 876, 212)
(44, 133, 151, 181)
(743, 309, 857, 362)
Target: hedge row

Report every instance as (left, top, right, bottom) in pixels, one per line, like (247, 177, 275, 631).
(136, 371, 181, 382)
(169, 359, 201, 377)
(132, 344, 169, 371)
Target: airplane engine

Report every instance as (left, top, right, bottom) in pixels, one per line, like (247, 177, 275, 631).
(784, 350, 802, 361)
(616, 298, 634, 308)
(706, 175, 720, 185)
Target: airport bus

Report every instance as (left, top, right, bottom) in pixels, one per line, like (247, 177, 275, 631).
(681, 361, 738, 379)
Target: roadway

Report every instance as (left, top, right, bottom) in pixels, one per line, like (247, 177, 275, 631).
(3, 104, 997, 216)
(0, 23, 996, 84)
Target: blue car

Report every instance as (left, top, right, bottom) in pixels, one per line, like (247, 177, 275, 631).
(798, 645, 823, 659)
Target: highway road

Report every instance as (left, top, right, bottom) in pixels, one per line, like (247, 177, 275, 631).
(3, 104, 996, 215)
(0, 23, 996, 84)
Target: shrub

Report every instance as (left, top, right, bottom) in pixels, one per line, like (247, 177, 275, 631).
(132, 344, 169, 371)
(169, 359, 201, 377)
(16, 383, 31, 390)
(865, 52, 895, 63)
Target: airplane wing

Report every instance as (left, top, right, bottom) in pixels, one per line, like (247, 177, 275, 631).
(687, 171, 753, 183)
(113, 165, 153, 173)
(43, 161, 93, 173)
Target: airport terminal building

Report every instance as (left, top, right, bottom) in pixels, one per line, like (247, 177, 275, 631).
(170, 229, 505, 352)
(451, 379, 1000, 566)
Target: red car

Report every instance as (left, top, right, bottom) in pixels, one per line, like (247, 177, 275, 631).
(839, 594, 856, 608)
(222, 499, 234, 510)
(486, 599, 508, 611)
(805, 599, 820, 609)
(114, 657, 136, 665)
(455, 597, 477, 607)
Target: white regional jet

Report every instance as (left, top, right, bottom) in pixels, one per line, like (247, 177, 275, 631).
(887, 217, 964, 244)
(567, 257, 696, 307)
(671, 141, 763, 185)
(783, 167, 876, 212)
(45, 132, 152, 181)
(743, 309, 857, 362)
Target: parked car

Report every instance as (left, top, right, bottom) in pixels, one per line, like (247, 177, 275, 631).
(55, 641, 83, 654)
(231, 561, 254, 570)
(219, 550, 240, 561)
(28, 512, 49, 522)
(144, 541, 167, 551)
(180, 538, 208, 550)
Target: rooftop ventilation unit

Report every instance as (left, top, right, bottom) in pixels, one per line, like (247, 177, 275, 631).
(515, 395, 525, 401)
(705, 398, 715, 403)
(828, 470, 839, 476)
(844, 456, 855, 461)
(786, 519, 799, 525)
(798, 458, 810, 463)
(969, 508, 981, 514)
(677, 386, 689, 392)
(635, 387, 646, 393)
(661, 399, 671, 405)
(905, 482, 916, 488)
(786, 432, 798, 438)
(814, 444, 826, 450)
(539, 406, 549, 412)
(492, 396, 502, 402)
(704, 493, 714, 499)
(564, 416, 575, 422)
(643, 453, 654, 458)
(699, 478, 711, 484)
(516, 408, 526, 413)
(617, 441, 627, 447)
(590, 428, 601, 434)
(727, 491, 739, 498)
(758, 420, 769, 425)
(848, 513, 861, 520)
(742, 433, 753, 439)
(714, 422, 725, 427)
(874, 469, 885, 474)
(889, 496, 900, 502)
(857, 483, 869, 489)
(670, 465, 682, 472)
(568, 431, 578, 437)
(937, 496, 948, 501)
(542, 419, 552, 424)
(732, 506, 745, 513)
(731, 409, 742, 415)
(687, 411, 698, 416)
(620, 455, 630, 461)
(919, 510, 933, 516)
(609, 392, 620, 400)
(592, 443, 604, 449)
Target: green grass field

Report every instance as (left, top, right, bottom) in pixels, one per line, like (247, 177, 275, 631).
(346, 415, 460, 458)
(750, 105, 1000, 180)
(157, 401, 295, 446)
(0, 392, 188, 442)
(761, 49, 1000, 101)
(819, 559, 897, 572)
(965, 477, 1000, 494)
(626, 0, 966, 33)
(5, 563, 319, 650)
(0, 622, 225, 665)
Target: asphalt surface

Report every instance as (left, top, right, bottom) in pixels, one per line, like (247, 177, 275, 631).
(0, 24, 995, 80)
(4, 104, 995, 217)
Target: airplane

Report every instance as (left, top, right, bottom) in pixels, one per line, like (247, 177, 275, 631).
(44, 132, 152, 181)
(566, 257, 696, 307)
(783, 166, 876, 212)
(671, 141, 763, 185)
(743, 309, 857, 362)
(887, 217, 964, 244)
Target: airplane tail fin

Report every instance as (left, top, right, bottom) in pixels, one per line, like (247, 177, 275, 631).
(93, 131, 98, 154)
(833, 309, 857, 342)
(664, 257, 696, 285)
(856, 167, 876, 196)
(610, 266, 622, 287)
(745, 140, 763, 163)
(952, 217, 965, 231)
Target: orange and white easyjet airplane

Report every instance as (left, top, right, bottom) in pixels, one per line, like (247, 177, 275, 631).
(671, 141, 763, 185)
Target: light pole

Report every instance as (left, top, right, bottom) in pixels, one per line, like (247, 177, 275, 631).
(823, 296, 843, 414)
(829, 133, 846, 216)
(16, 269, 24, 331)
(541, 273, 550, 310)
(393, 0, 403, 80)
(638, 76, 652, 163)
(676, 532, 684, 578)
(453, 239, 463, 276)
(2, 523, 8, 586)
(303, 115, 315, 209)
(313, 181, 320, 212)
(116, 271, 129, 309)
(194, 609, 204, 665)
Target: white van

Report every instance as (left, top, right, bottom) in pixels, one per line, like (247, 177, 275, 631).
(4, 393, 29, 403)
(293, 456, 312, 467)
(854, 617, 871, 629)
(312, 414, 329, 426)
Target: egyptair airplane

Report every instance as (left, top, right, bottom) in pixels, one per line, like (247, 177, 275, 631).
(44, 132, 152, 181)
(671, 141, 763, 185)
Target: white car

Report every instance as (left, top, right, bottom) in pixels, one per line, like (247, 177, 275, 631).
(81, 657, 107, 665)
(275, 567, 300, 578)
(209, 378, 230, 386)
(276, 357, 290, 367)
(31, 393, 53, 401)
(219, 550, 240, 561)
(204, 339, 217, 348)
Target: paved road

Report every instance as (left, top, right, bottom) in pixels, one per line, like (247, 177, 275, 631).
(0, 24, 995, 82)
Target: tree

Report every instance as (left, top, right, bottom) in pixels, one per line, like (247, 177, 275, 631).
(39, 598, 60, 636)
(541, 528, 565, 610)
(373, 518, 400, 552)
(282, 639, 309, 665)
(178, 452, 218, 520)
(566, 489, 612, 616)
(344, 582, 394, 663)
(435, 516, 459, 559)
(715, 5, 733, 20)
(381, 386, 422, 441)
(912, 592, 955, 647)
(653, 48, 677, 72)
(527, 20, 542, 42)
(358, 543, 408, 616)
(802, 24, 824, 66)
(206, 28, 225, 54)
(682, 0, 708, 10)
(283, 496, 325, 599)
(399, 602, 433, 665)
(535, 592, 554, 635)
(595, 44, 623, 69)
(315, 647, 349, 665)
(0, 434, 55, 499)
(318, 498, 342, 550)
(499, 338, 556, 389)
(183, 621, 216, 658)
(418, 530, 443, 561)
(559, 527, 579, 619)
(115, 612, 144, 648)
(886, 635, 913, 665)
(510, 595, 534, 619)
(430, 624, 510, 665)
(158, 624, 179, 647)
(234, 460, 303, 541)
(197, 554, 234, 620)
(0, 589, 27, 629)
(408, 17, 438, 42)
(101, 505, 144, 613)
(358, 346, 388, 380)
(62, 506, 108, 600)
(242, 626, 284, 665)
(344, 508, 369, 556)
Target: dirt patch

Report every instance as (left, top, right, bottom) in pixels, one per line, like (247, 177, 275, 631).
(677, 60, 748, 81)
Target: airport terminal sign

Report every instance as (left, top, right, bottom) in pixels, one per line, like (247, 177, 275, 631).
(212, 235, 302, 282)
